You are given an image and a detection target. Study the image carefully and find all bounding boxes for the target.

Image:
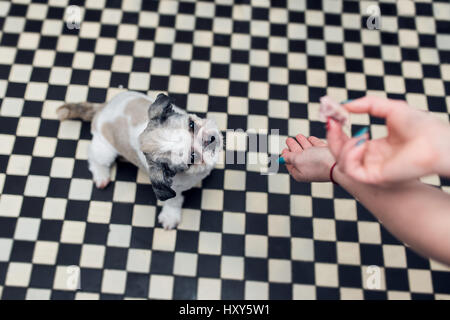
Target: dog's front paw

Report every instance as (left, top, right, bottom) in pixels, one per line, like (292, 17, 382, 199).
(94, 178, 110, 189)
(158, 207, 181, 230)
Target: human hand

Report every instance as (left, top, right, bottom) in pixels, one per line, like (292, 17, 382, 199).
(282, 134, 336, 182)
(327, 96, 450, 185)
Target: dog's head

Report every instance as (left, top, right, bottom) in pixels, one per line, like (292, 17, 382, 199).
(139, 93, 222, 201)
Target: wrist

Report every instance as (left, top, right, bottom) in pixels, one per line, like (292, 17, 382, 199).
(329, 162, 339, 185)
(331, 165, 352, 188)
(322, 157, 336, 183)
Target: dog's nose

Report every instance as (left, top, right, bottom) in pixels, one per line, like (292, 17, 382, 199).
(205, 134, 218, 147)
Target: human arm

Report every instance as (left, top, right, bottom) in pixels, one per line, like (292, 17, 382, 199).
(333, 166, 450, 265)
(283, 134, 450, 265)
(328, 96, 450, 184)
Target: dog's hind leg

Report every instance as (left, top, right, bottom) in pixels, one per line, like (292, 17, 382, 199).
(88, 134, 117, 189)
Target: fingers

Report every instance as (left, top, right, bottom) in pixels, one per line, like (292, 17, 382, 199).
(286, 133, 313, 153)
(281, 148, 289, 161)
(308, 136, 327, 147)
(343, 96, 407, 118)
(286, 134, 323, 154)
(335, 133, 371, 182)
(326, 118, 349, 159)
(282, 149, 297, 165)
(286, 137, 302, 153)
(295, 134, 312, 149)
(281, 149, 303, 181)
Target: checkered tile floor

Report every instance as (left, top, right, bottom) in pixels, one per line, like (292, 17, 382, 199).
(0, 0, 449, 300)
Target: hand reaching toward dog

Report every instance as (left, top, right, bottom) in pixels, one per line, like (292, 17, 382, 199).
(281, 134, 335, 182)
(282, 96, 450, 186)
(327, 96, 450, 185)
(283, 98, 450, 265)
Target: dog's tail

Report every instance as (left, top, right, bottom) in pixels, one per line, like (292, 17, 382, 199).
(56, 102, 105, 121)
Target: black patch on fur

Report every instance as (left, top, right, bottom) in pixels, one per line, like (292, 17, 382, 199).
(149, 93, 175, 124)
(151, 181, 176, 201)
(161, 162, 176, 177)
(159, 103, 173, 123)
(148, 160, 187, 201)
(149, 161, 176, 201)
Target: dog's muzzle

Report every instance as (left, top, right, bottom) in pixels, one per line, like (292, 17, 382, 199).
(204, 133, 219, 150)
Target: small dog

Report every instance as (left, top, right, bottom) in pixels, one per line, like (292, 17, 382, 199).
(57, 91, 223, 229)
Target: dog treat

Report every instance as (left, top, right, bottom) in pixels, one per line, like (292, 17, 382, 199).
(319, 96, 350, 127)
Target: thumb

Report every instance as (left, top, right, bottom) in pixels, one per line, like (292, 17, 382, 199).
(326, 118, 349, 159)
(282, 150, 299, 165)
(281, 150, 303, 180)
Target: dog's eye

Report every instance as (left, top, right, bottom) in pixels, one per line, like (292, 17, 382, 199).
(189, 119, 195, 131)
(190, 151, 196, 164)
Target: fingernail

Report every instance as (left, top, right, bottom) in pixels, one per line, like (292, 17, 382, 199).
(278, 157, 285, 165)
(356, 138, 366, 147)
(353, 127, 369, 138)
(340, 99, 353, 104)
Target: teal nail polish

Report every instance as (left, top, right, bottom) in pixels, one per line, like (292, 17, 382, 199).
(340, 99, 353, 104)
(278, 157, 285, 165)
(356, 138, 366, 147)
(354, 127, 369, 138)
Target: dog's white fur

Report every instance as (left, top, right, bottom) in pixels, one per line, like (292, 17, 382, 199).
(57, 91, 222, 229)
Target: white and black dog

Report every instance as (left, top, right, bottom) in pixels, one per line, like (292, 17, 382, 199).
(57, 91, 223, 229)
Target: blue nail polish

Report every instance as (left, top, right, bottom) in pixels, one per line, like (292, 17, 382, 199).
(354, 127, 369, 138)
(278, 157, 285, 164)
(340, 99, 353, 104)
(356, 138, 366, 147)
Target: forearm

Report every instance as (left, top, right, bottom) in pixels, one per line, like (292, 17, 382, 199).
(436, 143, 450, 178)
(334, 168, 450, 265)
(433, 122, 450, 178)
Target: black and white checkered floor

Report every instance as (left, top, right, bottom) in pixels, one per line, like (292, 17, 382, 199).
(0, 0, 449, 300)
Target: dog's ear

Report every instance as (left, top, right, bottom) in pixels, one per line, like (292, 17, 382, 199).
(148, 93, 175, 124)
(148, 160, 177, 201)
